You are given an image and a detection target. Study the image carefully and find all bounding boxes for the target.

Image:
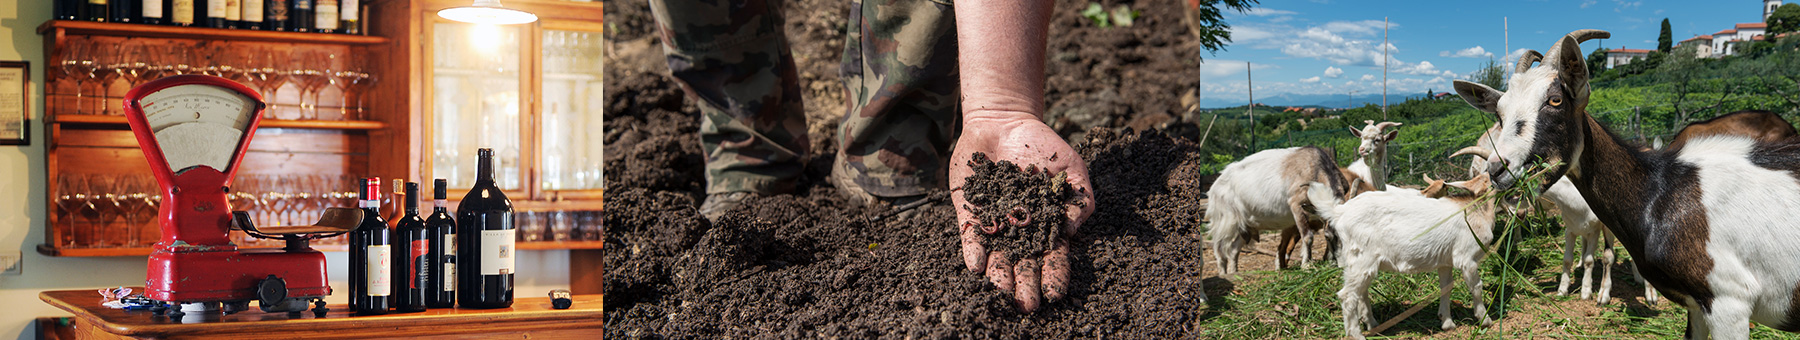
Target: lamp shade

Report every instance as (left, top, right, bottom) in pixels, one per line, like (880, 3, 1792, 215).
(438, 0, 538, 25)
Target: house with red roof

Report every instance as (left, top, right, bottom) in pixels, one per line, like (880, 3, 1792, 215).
(1606, 47, 1656, 68)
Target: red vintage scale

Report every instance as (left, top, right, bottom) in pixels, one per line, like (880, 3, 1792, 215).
(122, 75, 361, 318)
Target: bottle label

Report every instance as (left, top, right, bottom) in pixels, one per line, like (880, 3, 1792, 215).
(410, 239, 428, 289)
(208, 0, 228, 18)
(316, 1, 338, 30)
(226, 0, 241, 20)
(173, 0, 194, 23)
(367, 245, 392, 296)
(342, 0, 358, 20)
(144, 0, 164, 18)
(480, 229, 515, 275)
(242, 0, 263, 22)
(90, 0, 105, 5)
(360, 199, 378, 208)
(295, 0, 311, 10)
(443, 233, 456, 291)
(267, 0, 287, 21)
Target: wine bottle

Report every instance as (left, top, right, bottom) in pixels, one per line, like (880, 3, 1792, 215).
(339, 0, 359, 35)
(264, 0, 287, 31)
(386, 178, 404, 224)
(56, 0, 81, 21)
(290, 0, 312, 33)
(86, 0, 109, 22)
(350, 178, 392, 315)
(141, 0, 164, 25)
(110, 0, 135, 23)
(202, 0, 226, 28)
(457, 148, 514, 309)
(239, 0, 262, 30)
(171, 0, 194, 26)
(313, 0, 339, 34)
(223, 0, 240, 29)
(393, 182, 429, 313)
(425, 178, 457, 308)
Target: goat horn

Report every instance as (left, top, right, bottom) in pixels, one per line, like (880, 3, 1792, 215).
(1374, 121, 1403, 132)
(1421, 173, 1436, 183)
(1450, 146, 1493, 160)
(1513, 50, 1543, 75)
(1545, 29, 1612, 65)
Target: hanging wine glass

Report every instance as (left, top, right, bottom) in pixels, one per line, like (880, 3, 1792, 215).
(57, 39, 94, 115)
(54, 174, 87, 248)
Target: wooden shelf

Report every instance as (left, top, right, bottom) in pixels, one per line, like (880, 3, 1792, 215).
(55, 114, 388, 130)
(39, 240, 600, 257)
(37, 20, 389, 45)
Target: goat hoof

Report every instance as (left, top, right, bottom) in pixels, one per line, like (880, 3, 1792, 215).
(1441, 319, 1456, 330)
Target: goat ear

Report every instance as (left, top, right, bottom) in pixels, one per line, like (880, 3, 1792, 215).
(1453, 80, 1503, 116)
(1551, 35, 1590, 105)
(1347, 126, 1362, 138)
(1423, 180, 1447, 199)
(1447, 173, 1494, 194)
(1383, 131, 1399, 142)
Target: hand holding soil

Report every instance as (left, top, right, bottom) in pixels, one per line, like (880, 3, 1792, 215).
(949, 115, 1096, 312)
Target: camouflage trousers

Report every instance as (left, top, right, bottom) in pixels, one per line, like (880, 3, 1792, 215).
(649, 0, 960, 197)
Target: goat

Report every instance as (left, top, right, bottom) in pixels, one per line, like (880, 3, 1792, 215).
(1205, 146, 1350, 275)
(1308, 147, 1496, 340)
(1345, 121, 1402, 191)
(1276, 121, 1406, 263)
(1667, 110, 1798, 151)
(1455, 29, 1800, 339)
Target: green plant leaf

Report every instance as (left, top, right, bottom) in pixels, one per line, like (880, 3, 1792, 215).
(1082, 2, 1111, 28)
(1110, 5, 1136, 27)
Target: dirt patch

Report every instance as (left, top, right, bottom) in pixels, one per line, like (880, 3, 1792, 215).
(606, 127, 1244, 338)
(960, 152, 1080, 261)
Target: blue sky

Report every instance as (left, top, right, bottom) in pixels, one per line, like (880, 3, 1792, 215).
(1200, 0, 1781, 106)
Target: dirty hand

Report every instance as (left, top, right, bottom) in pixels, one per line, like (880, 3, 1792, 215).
(949, 110, 1096, 312)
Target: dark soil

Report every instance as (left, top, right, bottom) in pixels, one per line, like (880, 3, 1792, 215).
(960, 152, 1079, 262)
(605, 0, 1227, 337)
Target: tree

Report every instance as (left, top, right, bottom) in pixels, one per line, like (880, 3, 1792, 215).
(1658, 18, 1673, 53)
(1587, 47, 1609, 78)
(1769, 3, 1800, 35)
(1469, 58, 1506, 91)
(1185, 0, 1262, 55)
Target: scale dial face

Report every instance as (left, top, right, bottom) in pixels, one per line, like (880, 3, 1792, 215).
(139, 84, 259, 174)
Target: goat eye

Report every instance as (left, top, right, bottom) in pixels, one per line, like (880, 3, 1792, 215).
(1548, 97, 1563, 106)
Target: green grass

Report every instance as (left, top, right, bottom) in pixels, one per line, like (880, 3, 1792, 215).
(1192, 215, 1800, 339)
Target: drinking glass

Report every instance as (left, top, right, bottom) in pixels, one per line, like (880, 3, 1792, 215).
(517, 211, 545, 242)
(116, 176, 149, 247)
(57, 39, 94, 115)
(55, 175, 88, 247)
(550, 211, 573, 241)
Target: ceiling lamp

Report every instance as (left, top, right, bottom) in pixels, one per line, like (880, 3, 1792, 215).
(438, 0, 538, 25)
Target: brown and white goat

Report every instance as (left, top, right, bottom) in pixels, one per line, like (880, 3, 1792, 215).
(1205, 146, 1351, 274)
(1455, 29, 1800, 339)
(1667, 110, 1798, 151)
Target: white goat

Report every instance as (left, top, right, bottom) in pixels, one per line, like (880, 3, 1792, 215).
(1346, 120, 1402, 190)
(1456, 29, 1800, 338)
(1309, 148, 1497, 340)
(1206, 146, 1351, 274)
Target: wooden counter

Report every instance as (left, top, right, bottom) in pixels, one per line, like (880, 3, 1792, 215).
(38, 288, 601, 339)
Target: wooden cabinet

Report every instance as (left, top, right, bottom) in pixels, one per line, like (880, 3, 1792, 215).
(36, 0, 606, 269)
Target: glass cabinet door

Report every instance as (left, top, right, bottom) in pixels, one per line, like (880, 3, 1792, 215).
(429, 22, 526, 191)
(538, 29, 605, 192)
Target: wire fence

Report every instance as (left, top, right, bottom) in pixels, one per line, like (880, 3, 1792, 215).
(1233, 92, 1792, 186)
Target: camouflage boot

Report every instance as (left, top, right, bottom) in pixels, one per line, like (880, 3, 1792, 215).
(648, 0, 810, 199)
(830, 0, 960, 215)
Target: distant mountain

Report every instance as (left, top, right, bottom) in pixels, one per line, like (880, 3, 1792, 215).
(1199, 93, 1428, 110)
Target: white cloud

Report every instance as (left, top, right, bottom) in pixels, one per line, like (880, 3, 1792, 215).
(1580, 0, 1597, 8)
(1324, 66, 1345, 78)
(1614, 0, 1642, 12)
(1360, 74, 1376, 81)
(1242, 8, 1298, 16)
(1439, 46, 1494, 58)
(1199, 59, 1280, 78)
(1279, 26, 1399, 67)
(1300, 76, 1322, 83)
(1229, 25, 1276, 42)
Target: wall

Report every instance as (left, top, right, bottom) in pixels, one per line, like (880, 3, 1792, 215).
(0, 3, 568, 339)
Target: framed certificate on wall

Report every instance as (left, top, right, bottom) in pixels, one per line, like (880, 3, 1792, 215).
(0, 61, 27, 145)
